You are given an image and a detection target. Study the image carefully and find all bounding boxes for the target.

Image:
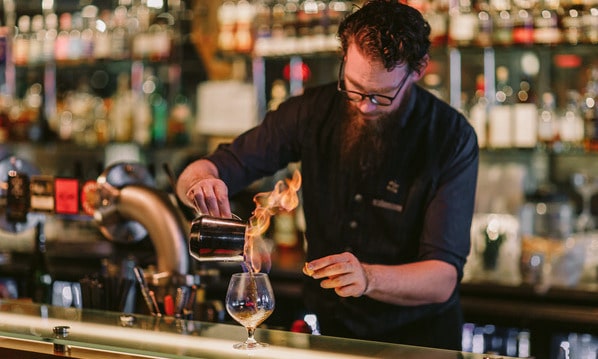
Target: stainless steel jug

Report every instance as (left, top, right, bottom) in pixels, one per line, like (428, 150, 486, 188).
(188, 215, 247, 262)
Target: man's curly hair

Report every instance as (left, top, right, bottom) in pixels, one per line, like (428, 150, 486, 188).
(338, 0, 431, 74)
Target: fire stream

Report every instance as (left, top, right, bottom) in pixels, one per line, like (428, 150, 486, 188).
(244, 170, 302, 273)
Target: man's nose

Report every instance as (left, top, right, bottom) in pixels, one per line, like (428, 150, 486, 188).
(357, 98, 378, 114)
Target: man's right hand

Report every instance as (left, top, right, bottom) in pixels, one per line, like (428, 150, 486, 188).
(176, 159, 232, 218)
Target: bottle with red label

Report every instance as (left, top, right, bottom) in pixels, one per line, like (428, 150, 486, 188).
(54, 177, 80, 215)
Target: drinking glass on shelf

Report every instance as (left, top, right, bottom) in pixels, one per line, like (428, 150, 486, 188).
(571, 173, 598, 232)
(225, 272, 275, 350)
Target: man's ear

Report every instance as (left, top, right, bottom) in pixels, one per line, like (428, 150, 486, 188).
(412, 54, 430, 81)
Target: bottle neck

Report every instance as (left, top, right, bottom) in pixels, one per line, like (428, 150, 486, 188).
(34, 222, 47, 255)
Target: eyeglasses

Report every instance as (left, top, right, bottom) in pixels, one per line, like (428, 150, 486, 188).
(337, 62, 411, 106)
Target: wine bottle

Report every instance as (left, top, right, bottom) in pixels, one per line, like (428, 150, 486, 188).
(28, 221, 53, 304)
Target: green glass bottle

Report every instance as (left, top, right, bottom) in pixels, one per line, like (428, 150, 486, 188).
(28, 221, 53, 304)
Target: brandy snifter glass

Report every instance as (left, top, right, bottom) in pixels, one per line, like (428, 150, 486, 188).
(225, 272, 275, 349)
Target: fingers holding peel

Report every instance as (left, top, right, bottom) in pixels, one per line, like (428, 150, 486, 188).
(304, 252, 370, 298)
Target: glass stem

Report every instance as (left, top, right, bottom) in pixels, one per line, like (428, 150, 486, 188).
(246, 327, 257, 345)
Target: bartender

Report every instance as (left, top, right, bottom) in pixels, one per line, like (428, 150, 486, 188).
(177, 0, 478, 350)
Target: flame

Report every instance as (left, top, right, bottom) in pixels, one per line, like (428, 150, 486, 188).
(244, 170, 302, 273)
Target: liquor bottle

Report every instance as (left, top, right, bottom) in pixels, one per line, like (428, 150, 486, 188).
(562, 0, 585, 44)
(448, 0, 478, 46)
(512, 76, 538, 148)
(111, 5, 131, 60)
(148, 9, 174, 62)
(475, 0, 494, 47)
(0, 19, 8, 70)
(167, 94, 192, 145)
(584, 0, 598, 44)
(283, 0, 300, 52)
(133, 69, 153, 146)
(424, 0, 449, 46)
(268, 79, 289, 111)
(270, 0, 286, 53)
(296, 0, 312, 43)
(253, 0, 272, 56)
(27, 221, 53, 304)
(12, 15, 31, 66)
(0, 94, 10, 143)
(28, 15, 44, 65)
(43, 13, 58, 62)
(217, 0, 237, 53)
(131, 0, 151, 59)
(93, 9, 112, 60)
(533, 0, 563, 44)
(559, 90, 585, 152)
(6, 167, 30, 223)
(22, 82, 44, 142)
(109, 72, 134, 142)
(311, 0, 328, 52)
(327, 0, 352, 46)
(30, 175, 55, 213)
(537, 92, 559, 151)
(150, 93, 168, 147)
(40, 0, 56, 63)
(582, 66, 598, 152)
(512, 0, 536, 45)
(488, 66, 514, 148)
(235, 0, 256, 53)
(54, 12, 72, 62)
(67, 12, 84, 61)
(80, 5, 99, 60)
(468, 74, 488, 148)
(491, 0, 514, 45)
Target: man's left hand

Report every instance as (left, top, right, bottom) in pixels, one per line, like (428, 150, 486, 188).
(303, 252, 370, 298)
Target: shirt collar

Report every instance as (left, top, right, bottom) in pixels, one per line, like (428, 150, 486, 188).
(396, 84, 418, 129)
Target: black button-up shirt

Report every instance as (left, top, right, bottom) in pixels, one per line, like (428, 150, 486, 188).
(207, 82, 479, 342)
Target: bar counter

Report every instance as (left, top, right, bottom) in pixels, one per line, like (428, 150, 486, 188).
(0, 300, 515, 359)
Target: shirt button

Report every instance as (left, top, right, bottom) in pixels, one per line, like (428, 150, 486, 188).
(349, 220, 358, 229)
(354, 194, 363, 202)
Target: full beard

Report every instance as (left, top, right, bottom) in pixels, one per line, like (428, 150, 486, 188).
(340, 103, 399, 175)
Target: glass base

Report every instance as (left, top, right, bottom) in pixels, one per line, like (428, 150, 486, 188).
(232, 341, 268, 350)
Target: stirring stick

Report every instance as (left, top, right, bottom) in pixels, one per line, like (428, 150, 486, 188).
(148, 290, 162, 317)
(133, 266, 156, 316)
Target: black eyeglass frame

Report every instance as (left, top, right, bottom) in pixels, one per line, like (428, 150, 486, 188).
(337, 61, 411, 106)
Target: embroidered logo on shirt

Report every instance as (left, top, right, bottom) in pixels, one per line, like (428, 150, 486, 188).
(386, 180, 400, 194)
(372, 199, 403, 213)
